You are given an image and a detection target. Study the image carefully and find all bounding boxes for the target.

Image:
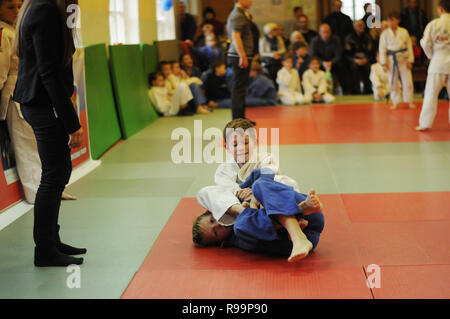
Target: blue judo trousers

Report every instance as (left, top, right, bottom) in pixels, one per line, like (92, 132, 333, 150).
(230, 168, 325, 257)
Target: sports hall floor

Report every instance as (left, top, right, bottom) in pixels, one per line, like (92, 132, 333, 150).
(0, 95, 449, 299)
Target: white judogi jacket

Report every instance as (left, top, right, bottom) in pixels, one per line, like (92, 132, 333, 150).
(302, 69, 327, 95)
(168, 73, 203, 88)
(370, 62, 390, 92)
(420, 13, 450, 74)
(148, 82, 193, 116)
(276, 67, 302, 93)
(198, 151, 300, 224)
(379, 27, 414, 66)
(0, 21, 20, 121)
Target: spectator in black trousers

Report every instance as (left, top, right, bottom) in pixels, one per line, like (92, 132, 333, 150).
(227, 0, 255, 122)
(310, 23, 349, 94)
(344, 20, 376, 94)
(13, 0, 86, 267)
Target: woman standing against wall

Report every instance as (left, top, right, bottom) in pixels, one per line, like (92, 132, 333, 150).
(13, 0, 85, 267)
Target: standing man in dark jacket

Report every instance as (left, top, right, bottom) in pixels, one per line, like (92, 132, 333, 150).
(344, 20, 376, 94)
(323, 0, 354, 45)
(400, 0, 428, 39)
(178, 1, 197, 41)
(227, 0, 255, 122)
(310, 23, 349, 94)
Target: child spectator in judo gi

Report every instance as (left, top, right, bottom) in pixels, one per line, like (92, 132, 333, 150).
(148, 71, 197, 116)
(193, 169, 325, 262)
(246, 61, 278, 106)
(302, 57, 336, 104)
(276, 53, 311, 105)
(370, 51, 391, 101)
(417, 0, 450, 131)
(168, 61, 211, 114)
(379, 11, 415, 110)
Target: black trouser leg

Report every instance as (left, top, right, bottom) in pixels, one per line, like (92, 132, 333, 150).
(230, 56, 252, 120)
(21, 104, 72, 254)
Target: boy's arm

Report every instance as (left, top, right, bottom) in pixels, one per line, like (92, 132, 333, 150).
(420, 22, 434, 60)
(378, 32, 388, 66)
(405, 30, 415, 64)
(318, 72, 328, 94)
(215, 163, 242, 195)
(0, 30, 12, 92)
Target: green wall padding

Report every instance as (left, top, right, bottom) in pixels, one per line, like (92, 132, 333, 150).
(84, 44, 122, 160)
(109, 44, 159, 139)
(141, 43, 159, 76)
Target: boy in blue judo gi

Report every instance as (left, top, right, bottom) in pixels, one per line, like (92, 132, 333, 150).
(192, 168, 325, 263)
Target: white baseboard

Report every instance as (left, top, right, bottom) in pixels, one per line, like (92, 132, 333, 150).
(0, 159, 101, 231)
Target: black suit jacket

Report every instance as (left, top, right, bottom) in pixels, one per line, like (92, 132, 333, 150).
(13, 0, 80, 134)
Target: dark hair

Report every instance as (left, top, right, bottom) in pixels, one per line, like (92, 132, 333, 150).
(364, 2, 371, 11)
(213, 60, 226, 70)
(14, 0, 78, 67)
(192, 211, 213, 247)
(223, 118, 256, 142)
(293, 41, 307, 52)
(282, 52, 293, 61)
(293, 6, 303, 13)
(202, 6, 215, 19)
(158, 60, 170, 71)
(148, 71, 162, 87)
(309, 56, 321, 65)
(298, 14, 308, 20)
(387, 11, 401, 20)
(439, 0, 450, 12)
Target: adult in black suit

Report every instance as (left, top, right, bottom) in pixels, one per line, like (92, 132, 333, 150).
(323, 0, 354, 46)
(400, 0, 428, 39)
(13, 0, 85, 267)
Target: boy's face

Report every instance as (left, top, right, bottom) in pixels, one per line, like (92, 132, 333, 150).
(182, 54, 193, 68)
(310, 59, 320, 72)
(226, 131, 256, 165)
(215, 64, 227, 77)
(152, 74, 165, 87)
(249, 69, 258, 78)
(172, 63, 181, 75)
(296, 46, 307, 57)
(206, 38, 217, 48)
(199, 215, 232, 245)
(283, 58, 293, 70)
(161, 64, 172, 77)
(388, 17, 400, 28)
(0, 0, 22, 25)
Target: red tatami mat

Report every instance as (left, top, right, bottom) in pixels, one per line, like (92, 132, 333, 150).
(246, 102, 450, 145)
(122, 196, 372, 299)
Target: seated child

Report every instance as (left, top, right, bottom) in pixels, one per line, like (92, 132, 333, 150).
(188, 34, 225, 72)
(203, 60, 232, 109)
(302, 57, 336, 104)
(193, 170, 325, 262)
(169, 61, 212, 114)
(370, 51, 390, 101)
(180, 53, 203, 81)
(276, 53, 311, 105)
(292, 42, 311, 81)
(148, 71, 196, 116)
(246, 61, 278, 106)
(159, 60, 176, 95)
(197, 118, 301, 226)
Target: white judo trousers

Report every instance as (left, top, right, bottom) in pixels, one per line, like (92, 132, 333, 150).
(370, 63, 390, 101)
(418, 13, 450, 129)
(0, 21, 40, 204)
(276, 67, 311, 105)
(379, 27, 414, 105)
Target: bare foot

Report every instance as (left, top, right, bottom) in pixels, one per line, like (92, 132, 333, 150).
(62, 192, 77, 200)
(288, 236, 313, 263)
(197, 106, 211, 114)
(415, 126, 429, 131)
(208, 101, 219, 109)
(390, 103, 398, 110)
(409, 103, 416, 109)
(299, 189, 323, 215)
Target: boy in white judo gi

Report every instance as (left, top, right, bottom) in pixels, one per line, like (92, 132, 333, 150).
(416, 0, 450, 131)
(276, 53, 311, 105)
(370, 51, 391, 101)
(302, 57, 336, 104)
(148, 72, 196, 116)
(379, 11, 415, 110)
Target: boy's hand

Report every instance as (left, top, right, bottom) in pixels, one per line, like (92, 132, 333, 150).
(249, 195, 263, 209)
(406, 62, 413, 70)
(237, 187, 252, 201)
(382, 64, 389, 72)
